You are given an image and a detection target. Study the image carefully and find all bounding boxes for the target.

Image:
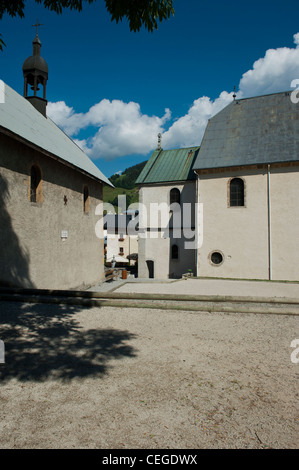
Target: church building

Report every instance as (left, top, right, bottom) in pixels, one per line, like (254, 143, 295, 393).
(136, 144, 200, 279)
(0, 31, 112, 290)
(193, 91, 299, 281)
(137, 91, 299, 282)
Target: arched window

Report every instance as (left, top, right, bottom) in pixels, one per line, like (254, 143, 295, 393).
(230, 178, 244, 207)
(170, 188, 181, 206)
(30, 165, 42, 203)
(171, 244, 179, 260)
(83, 186, 90, 213)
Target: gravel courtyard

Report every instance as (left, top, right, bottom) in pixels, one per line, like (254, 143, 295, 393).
(0, 299, 298, 449)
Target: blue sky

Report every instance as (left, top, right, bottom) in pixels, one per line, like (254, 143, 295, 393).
(1, 0, 299, 178)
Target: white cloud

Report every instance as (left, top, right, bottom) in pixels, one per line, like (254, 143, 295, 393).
(87, 100, 171, 160)
(47, 33, 299, 160)
(72, 138, 90, 154)
(162, 91, 234, 149)
(47, 101, 85, 135)
(47, 98, 171, 160)
(239, 33, 299, 98)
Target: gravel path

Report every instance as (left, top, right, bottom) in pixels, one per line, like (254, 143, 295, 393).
(0, 300, 298, 449)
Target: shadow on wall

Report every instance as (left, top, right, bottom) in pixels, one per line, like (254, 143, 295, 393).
(168, 184, 197, 279)
(0, 173, 34, 288)
(0, 301, 138, 383)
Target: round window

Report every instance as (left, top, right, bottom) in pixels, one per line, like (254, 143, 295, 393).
(210, 251, 223, 266)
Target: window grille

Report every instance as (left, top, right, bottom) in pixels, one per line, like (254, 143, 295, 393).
(230, 178, 244, 206)
(170, 188, 181, 206)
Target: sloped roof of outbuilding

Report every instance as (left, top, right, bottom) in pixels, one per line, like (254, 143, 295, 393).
(136, 146, 200, 184)
(193, 91, 299, 171)
(0, 82, 113, 186)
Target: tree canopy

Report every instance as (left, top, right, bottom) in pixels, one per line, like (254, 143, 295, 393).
(109, 160, 147, 189)
(0, 0, 175, 50)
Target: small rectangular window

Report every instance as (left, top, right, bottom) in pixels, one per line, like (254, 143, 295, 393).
(83, 186, 90, 213)
(30, 165, 42, 203)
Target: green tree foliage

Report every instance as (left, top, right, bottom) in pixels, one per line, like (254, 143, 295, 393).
(109, 160, 147, 189)
(103, 160, 147, 211)
(105, 0, 174, 32)
(0, 0, 174, 49)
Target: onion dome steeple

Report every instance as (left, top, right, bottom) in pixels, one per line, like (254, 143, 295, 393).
(22, 21, 48, 116)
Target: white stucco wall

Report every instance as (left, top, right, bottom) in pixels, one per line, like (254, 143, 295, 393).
(197, 168, 269, 279)
(138, 165, 299, 282)
(270, 166, 299, 281)
(138, 181, 197, 279)
(197, 165, 299, 281)
(105, 233, 138, 264)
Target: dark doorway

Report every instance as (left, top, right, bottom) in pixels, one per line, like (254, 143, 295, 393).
(146, 260, 154, 279)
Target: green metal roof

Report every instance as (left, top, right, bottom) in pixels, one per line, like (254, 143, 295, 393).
(136, 147, 200, 184)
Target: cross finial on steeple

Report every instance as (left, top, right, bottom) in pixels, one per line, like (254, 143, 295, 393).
(32, 19, 44, 36)
(233, 85, 236, 100)
(23, 20, 48, 115)
(157, 133, 162, 150)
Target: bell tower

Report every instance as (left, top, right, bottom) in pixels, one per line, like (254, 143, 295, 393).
(22, 21, 48, 117)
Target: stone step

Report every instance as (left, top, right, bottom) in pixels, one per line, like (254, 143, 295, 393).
(1, 288, 299, 316)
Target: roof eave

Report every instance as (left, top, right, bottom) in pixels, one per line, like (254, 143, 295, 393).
(0, 125, 113, 186)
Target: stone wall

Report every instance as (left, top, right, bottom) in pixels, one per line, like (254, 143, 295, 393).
(0, 133, 104, 289)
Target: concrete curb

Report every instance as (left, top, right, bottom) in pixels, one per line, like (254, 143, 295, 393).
(1, 286, 299, 304)
(1, 290, 299, 316)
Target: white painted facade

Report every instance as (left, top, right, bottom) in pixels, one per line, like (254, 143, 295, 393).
(138, 164, 299, 282)
(138, 181, 197, 279)
(138, 93, 299, 282)
(105, 232, 139, 265)
(195, 164, 299, 281)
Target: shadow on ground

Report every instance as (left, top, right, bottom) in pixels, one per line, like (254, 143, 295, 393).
(0, 301, 137, 383)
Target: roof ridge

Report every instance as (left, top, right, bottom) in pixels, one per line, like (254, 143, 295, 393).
(160, 145, 200, 153)
(236, 90, 291, 102)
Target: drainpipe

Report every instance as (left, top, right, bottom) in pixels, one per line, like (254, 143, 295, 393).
(267, 164, 272, 280)
(195, 172, 200, 277)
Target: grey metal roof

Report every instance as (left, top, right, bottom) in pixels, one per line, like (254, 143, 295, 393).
(0, 82, 113, 186)
(136, 147, 200, 184)
(193, 91, 299, 171)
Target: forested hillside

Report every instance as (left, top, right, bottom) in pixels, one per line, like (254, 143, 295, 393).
(103, 160, 147, 211)
(109, 161, 147, 189)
